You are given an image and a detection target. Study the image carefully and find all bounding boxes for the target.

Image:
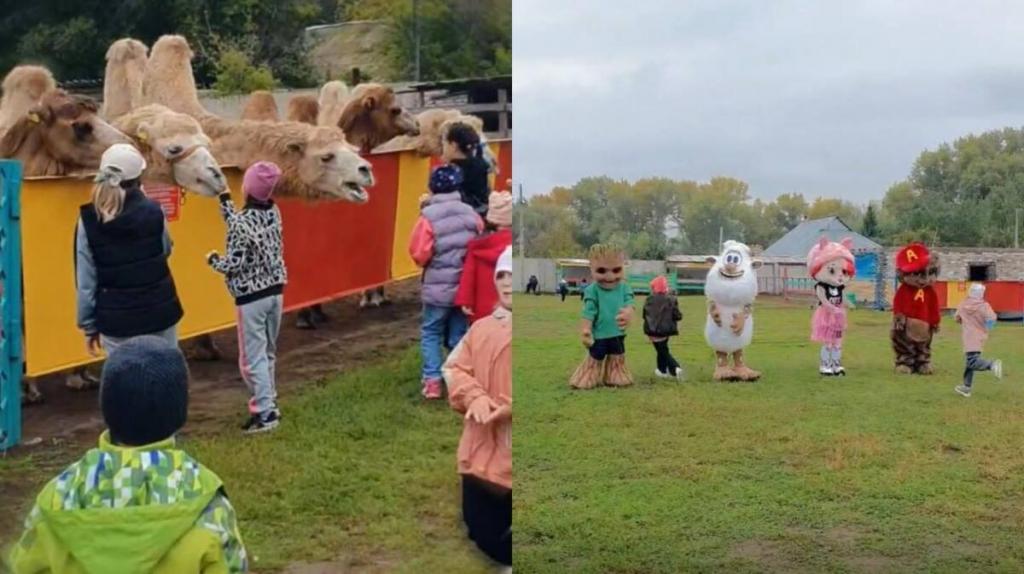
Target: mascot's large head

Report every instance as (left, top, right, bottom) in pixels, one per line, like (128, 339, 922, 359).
(895, 242, 939, 289)
(705, 240, 761, 304)
(807, 236, 855, 287)
(588, 243, 627, 290)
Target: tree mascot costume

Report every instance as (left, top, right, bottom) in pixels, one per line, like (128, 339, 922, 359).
(807, 236, 855, 376)
(892, 242, 941, 374)
(569, 244, 635, 389)
(704, 241, 762, 381)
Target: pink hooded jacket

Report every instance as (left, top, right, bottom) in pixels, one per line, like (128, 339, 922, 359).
(955, 286, 997, 353)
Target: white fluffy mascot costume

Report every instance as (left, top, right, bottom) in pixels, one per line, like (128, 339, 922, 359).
(704, 241, 762, 381)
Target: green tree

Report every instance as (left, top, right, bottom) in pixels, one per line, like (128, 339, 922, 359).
(764, 192, 807, 232)
(861, 203, 879, 239)
(213, 48, 276, 94)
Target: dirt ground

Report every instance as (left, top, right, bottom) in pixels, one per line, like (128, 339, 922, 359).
(0, 279, 422, 544)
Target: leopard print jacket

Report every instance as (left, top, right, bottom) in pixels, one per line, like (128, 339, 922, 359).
(208, 195, 288, 303)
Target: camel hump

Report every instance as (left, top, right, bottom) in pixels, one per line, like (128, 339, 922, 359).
(2, 66, 56, 100)
(106, 38, 149, 62)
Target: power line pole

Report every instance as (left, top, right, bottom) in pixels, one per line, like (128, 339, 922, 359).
(413, 0, 421, 82)
(1016, 208, 1021, 249)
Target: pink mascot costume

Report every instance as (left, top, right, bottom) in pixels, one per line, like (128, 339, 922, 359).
(807, 237, 855, 376)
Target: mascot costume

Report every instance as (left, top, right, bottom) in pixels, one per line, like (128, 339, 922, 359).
(807, 237, 855, 376)
(569, 244, 635, 389)
(891, 242, 941, 374)
(704, 241, 762, 381)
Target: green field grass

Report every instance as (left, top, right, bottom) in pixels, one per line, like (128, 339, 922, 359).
(515, 294, 1024, 573)
(2, 349, 493, 574)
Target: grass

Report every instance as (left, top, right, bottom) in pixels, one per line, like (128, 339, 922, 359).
(515, 293, 1024, 574)
(2, 348, 493, 574)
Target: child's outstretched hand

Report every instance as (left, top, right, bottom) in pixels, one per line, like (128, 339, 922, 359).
(466, 394, 498, 424)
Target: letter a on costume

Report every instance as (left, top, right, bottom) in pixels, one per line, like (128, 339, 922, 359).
(906, 249, 918, 262)
(914, 289, 925, 302)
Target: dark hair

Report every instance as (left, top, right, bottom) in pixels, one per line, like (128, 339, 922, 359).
(446, 122, 482, 157)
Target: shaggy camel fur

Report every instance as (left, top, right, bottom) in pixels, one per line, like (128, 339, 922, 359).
(375, 108, 484, 155)
(287, 95, 319, 125)
(241, 90, 280, 121)
(141, 35, 374, 202)
(0, 88, 132, 176)
(113, 105, 226, 196)
(142, 35, 208, 118)
(317, 80, 349, 127)
(0, 65, 56, 135)
(102, 39, 148, 121)
(335, 83, 419, 153)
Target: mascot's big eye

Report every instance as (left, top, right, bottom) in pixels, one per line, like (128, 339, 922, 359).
(725, 252, 741, 265)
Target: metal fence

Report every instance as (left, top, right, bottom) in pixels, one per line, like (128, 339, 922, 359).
(0, 160, 22, 451)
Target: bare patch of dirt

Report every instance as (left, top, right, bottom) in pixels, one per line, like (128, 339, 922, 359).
(280, 555, 400, 574)
(729, 539, 792, 572)
(1, 280, 422, 544)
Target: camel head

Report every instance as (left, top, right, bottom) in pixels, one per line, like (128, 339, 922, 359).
(280, 125, 374, 203)
(338, 84, 420, 152)
(1, 90, 132, 174)
(122, 105, 226, 196)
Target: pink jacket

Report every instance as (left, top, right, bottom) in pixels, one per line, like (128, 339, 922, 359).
(443, 308, 512, 489)
(955, 298, 997, 353)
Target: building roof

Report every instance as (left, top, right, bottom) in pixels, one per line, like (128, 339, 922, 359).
(763, 216, 882, 257)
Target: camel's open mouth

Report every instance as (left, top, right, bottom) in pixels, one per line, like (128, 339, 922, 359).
(719, 268, 745, 279)
(329, 181, 369, 203)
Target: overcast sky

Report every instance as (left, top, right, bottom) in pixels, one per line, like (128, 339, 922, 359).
(513, 0, 1024, 203)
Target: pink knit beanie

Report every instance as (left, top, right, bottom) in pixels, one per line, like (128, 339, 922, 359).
(243, 161, 282, 201)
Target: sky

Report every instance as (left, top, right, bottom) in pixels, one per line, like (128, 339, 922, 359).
(513, 0, 1024, 203)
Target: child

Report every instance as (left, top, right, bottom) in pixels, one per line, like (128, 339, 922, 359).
(455, 190, 513, 323)
(643, 275, 684, 379)
(7, 337, 248, 573)
(207, 161, 288, 433)
(409, 164, 483, 399)
(443, 122, 492, 216)
(954, 283, 1004, 397)
(444, 245, 512, 568)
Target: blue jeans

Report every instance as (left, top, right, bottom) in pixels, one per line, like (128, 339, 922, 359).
(963, 352, 992, 389)
(421, 304, 468, 381)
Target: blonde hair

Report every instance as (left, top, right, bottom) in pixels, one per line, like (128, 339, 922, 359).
(92, 181, 127, 223)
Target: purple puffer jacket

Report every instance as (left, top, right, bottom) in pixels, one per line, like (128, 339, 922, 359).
(421, 192, 480, 306)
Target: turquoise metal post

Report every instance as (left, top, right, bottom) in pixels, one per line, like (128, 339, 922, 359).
(0, 160, 23, 451)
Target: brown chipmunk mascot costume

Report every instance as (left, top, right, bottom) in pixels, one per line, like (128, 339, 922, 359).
(569, 244, 635, 389)
(891, 242, 941, 374)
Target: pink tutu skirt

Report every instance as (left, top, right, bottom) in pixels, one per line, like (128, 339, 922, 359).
(811, 305, 847, 345)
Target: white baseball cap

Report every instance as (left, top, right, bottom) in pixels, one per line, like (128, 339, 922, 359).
(95, 143, 147, 185)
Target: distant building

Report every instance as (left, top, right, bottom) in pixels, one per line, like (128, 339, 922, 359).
(763, 216, 881, 257)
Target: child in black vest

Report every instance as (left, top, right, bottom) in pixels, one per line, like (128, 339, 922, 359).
(643, 275, 684, 380)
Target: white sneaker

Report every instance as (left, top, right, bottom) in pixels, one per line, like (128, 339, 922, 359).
(674, 367, 686, 381)
(955, 384, 972, 397)
(819, 366, 834, 376)
(654, 369, 671, 379)
(992, 359, 1003, 380)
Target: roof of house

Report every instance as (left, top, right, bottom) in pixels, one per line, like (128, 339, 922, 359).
(763, 216, 882, 257)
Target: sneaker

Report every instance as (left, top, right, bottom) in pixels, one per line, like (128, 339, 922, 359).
(992, 359, 1003, 380)
(954, 385, 972, 398)
(674, 367, 686, 381)
(422, 379, 443, 399)
(242, 410, 280, 434)
(819, 366, 834, 376)
(834, 365, 846, 376)
(654, 369, 671, 379)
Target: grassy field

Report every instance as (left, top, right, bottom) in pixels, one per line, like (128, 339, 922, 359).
(515, 293, 1024, 573)
(2, 349, 493, 574)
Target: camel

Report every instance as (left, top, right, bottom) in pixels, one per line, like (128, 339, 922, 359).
(240, 90, 280, 122)
(333, 83, 420, 153)
(317, 80, 349, 128)
(0, 73, 132, 176)
(102, 39, 148, 121)
(141, 35, 374, 202)
(287, 95, 319, 124)
(374, 108, 485, 156)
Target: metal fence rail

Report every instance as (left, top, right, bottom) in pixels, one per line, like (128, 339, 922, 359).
(0, 160, 23, 451)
